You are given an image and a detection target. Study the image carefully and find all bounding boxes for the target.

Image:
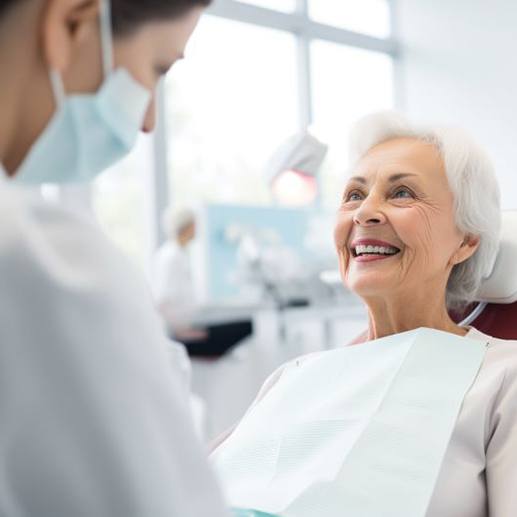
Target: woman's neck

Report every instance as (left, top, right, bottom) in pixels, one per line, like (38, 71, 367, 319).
(0, 51, 16, 165)
(0, 3, 42, 171)
(363, 290, 467, 341)
(0, 14, 20, 165)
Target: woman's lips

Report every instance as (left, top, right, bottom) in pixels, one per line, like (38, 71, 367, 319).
(354, 253, 398, 263)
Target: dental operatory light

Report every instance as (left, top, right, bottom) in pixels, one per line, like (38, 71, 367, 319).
(266, 131, 328, 206)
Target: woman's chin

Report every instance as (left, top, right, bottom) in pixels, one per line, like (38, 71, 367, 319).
(346, 272, 395, 299)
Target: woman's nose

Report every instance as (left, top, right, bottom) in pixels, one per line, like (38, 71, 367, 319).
(353, 195, 386, 226)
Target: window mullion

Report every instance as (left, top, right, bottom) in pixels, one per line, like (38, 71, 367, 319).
(149, 80, 170, 260)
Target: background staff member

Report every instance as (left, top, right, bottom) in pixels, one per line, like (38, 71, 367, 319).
(153, 206, 253, 357)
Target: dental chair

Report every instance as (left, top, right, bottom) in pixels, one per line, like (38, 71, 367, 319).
(458, 211, 517, 339)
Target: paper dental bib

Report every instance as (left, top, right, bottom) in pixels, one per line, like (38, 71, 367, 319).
(212, 328, 487, 517)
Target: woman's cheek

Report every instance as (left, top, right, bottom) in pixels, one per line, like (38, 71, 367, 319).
(391, 206, 438, 272)
(389, 206, 427, 247)
(334, 216, 352, 279)
(334, 214, 351, 250)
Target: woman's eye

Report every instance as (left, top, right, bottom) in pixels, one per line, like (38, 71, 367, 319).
(345, 191, 364, 202)
(392, 188, 413, 199)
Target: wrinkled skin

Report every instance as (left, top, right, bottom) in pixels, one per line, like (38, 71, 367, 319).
(335, 137, 479, 340)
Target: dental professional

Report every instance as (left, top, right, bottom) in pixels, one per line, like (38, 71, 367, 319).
(0, 0, 229, 515)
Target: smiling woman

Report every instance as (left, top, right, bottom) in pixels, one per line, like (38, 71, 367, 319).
(338, 111, 501, 321)
(210, 112, 517, 517)
(338, 135, 473, 323)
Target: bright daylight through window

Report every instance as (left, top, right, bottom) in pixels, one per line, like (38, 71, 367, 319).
(91, 0, 395, 267)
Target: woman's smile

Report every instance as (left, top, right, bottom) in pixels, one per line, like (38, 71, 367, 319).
(335, 136, 466, 298)
(349, 238, 402, 263)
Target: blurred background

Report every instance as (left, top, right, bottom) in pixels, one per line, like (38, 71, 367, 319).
(45, 0, 517, 439)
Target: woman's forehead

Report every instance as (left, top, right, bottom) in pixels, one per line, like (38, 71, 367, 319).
(352, 137, 445, 181)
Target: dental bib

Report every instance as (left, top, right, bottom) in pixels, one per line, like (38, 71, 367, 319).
(212, 328, 487, 517)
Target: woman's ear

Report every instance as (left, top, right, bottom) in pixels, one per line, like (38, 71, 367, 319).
(42, 0, 100, 74)
(450, 234, 481, 266)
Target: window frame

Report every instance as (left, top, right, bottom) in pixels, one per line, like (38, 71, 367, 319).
(145, 0, 400, 266)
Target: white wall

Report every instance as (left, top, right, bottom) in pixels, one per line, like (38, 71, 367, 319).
(395, 0, 517, 209)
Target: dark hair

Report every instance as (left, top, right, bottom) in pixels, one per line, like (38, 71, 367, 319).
(112, 0, 212, 35)
(0, 0, 212, 34)
(0, 0, 18, 17)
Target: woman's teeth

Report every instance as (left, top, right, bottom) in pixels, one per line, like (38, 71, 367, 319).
(354, 244, 399, 256)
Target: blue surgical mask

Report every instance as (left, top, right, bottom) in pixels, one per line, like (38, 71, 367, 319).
(14, 0, 151, 184)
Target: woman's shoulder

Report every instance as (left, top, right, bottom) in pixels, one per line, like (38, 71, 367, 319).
(467, 328, 517, 447)
(0, 184, 99, 253)
(468, 326, 517, 353)
(467, 326, 517, 381)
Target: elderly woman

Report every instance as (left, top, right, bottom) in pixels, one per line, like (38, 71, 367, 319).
(211, 112, 517, 517)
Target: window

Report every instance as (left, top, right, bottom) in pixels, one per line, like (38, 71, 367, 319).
(311, 41, 394, 207)
(165, 15, 299, 207)
(87, 0, 397, 266)
(308, 0, 391, 38)
(92, 135, 154, 267)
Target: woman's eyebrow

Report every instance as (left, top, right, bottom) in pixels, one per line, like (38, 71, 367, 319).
(347, 172, 418, 185)
(348, 176, 367, 184)
(388, 172, 418, 182)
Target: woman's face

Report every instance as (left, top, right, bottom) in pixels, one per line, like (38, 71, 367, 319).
(113, 12, 203, 132)
(0, 1, 203, 172)
(335, 137, 474, 302)
(64, 7, 204, 133)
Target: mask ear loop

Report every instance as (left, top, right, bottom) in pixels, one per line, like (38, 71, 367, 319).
(49, 69, 66, 110)
(48, 0, 113, 110)
(99, 0, 114, 78)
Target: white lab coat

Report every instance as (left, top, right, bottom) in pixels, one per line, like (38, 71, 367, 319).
(152, 241, 197, 331)
(0, 167, 228, 516)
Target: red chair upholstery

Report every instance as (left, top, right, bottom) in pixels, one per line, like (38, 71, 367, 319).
(467, 302, 517, 340)
(461, 211, 517, 339)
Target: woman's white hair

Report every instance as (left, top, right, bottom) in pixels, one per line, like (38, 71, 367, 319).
(348, 111, 501, 310)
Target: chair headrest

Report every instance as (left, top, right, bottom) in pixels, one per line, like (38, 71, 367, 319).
(477, 210, 517, 304)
